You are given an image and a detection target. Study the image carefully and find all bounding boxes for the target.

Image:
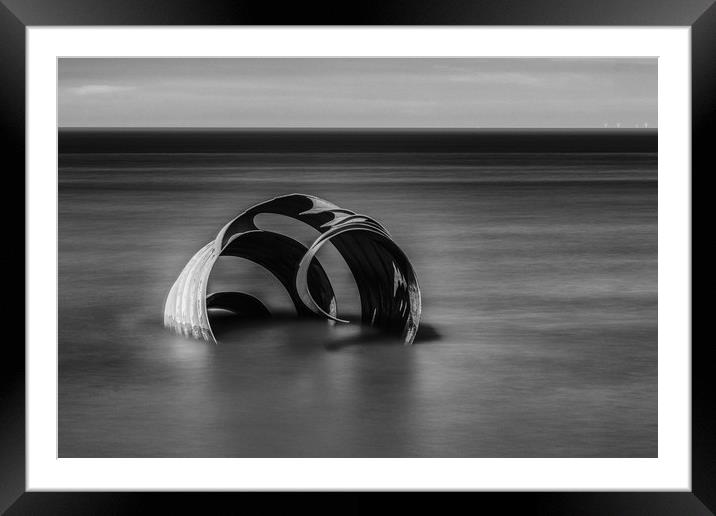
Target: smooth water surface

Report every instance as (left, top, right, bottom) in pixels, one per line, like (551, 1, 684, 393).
(59, 140, 657, 457)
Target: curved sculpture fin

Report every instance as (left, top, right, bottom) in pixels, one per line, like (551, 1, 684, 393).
(221, 230, 336, 318)
(163, 194, 421, 345)
(296, 222, 421, 345)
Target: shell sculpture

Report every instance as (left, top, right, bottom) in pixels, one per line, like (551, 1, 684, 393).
(163, 194, 421, 345)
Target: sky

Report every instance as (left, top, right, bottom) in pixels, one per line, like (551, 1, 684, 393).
(58, 58, 657, 128)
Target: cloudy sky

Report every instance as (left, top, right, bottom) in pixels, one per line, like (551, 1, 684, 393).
(58, 58, 657, 128)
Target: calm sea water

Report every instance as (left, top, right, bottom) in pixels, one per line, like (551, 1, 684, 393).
(59, 132, 657, 457)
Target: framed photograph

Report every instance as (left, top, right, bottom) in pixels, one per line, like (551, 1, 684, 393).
(4, 0, 709, 513)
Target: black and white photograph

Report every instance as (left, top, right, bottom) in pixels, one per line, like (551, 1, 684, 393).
(58, 57, 657, 458)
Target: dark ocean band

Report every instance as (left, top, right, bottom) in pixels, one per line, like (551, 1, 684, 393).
(58, 128, 657, 154)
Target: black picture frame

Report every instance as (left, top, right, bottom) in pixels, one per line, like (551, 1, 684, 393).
(3, 1, 710, 513)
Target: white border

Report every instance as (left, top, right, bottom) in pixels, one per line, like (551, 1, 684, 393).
(27, 27, 691, 491)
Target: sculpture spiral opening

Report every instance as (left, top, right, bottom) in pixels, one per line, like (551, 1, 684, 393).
(163, 194, 421, 345)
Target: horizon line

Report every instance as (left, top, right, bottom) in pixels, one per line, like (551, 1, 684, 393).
(58, 126, 658, 131)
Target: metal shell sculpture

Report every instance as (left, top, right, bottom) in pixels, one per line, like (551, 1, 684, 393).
(163, 194, 421, 345)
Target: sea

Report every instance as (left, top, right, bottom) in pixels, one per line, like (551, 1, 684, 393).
(58, 129, 657, 457)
